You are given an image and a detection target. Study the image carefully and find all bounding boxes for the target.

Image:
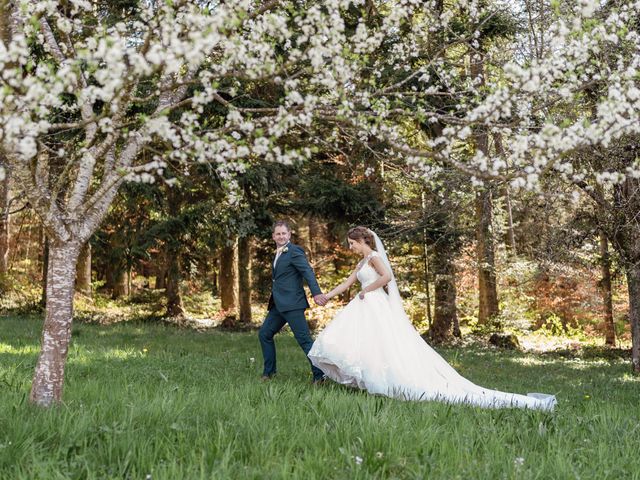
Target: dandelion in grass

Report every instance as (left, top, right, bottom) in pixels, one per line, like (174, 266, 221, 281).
(142, 348, 148, 354)
(375, 452, 383, 459)
(354, 456, 363, 465)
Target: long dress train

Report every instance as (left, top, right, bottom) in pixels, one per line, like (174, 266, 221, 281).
(308, 252, 556, 410)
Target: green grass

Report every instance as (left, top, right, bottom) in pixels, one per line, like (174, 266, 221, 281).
(1, 315, 639, 479)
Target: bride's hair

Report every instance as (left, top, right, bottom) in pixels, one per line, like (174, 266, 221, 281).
(347, 226, 377, 250)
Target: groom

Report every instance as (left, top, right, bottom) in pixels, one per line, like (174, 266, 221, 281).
(258, 220, 327, 383)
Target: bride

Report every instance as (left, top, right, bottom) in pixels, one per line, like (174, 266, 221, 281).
(308, 226, 556, 410)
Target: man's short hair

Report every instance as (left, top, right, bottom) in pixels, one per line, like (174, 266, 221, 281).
(273, 220, 292, 232)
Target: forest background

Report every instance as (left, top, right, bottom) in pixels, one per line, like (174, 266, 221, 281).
(1, 0, 640, 409)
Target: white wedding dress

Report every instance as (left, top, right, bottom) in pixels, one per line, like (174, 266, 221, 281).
(308, 249, 556, 411)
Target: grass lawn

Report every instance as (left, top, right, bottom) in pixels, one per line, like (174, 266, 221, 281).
(1, 314, 639, 479)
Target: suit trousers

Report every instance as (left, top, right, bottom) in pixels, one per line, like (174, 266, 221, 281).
(258, 307, 324, 380)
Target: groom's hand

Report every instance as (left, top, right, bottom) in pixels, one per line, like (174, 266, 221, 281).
(314, 294, 328, 306)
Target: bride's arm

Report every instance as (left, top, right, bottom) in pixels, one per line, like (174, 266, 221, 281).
(358, 256, 392, 298)
(325, 271, 358, 300)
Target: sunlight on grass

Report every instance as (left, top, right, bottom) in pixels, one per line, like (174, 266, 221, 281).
(616, 373, 640, 383)
(0, 343, 39, 355)
(68, 347, 146, 364)
(1, 315, 639, 479)
(504, 356, 560, 366)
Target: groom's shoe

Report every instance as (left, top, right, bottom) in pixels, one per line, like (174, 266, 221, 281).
(260, 374, 275, 382)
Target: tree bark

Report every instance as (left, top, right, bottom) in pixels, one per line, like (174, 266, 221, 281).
(297, 219, 311, 257)
(328, 223, 351, 302)
(493, 132, 517, 254)
(41, 235, 49, 307)
(220, 240, 238, 320)
(112, 268, 130, 298)
(599, 231, 615, 346)
(75, 241, 92, 297)
(0, 0, 10, 46)
(421, 191, 433, 327)
(470, 41, 499, 326)
(626, 262, 640, 372)
(452, 304, 461, 338)
(504, 187, 517, 254)
(423, 237, 432, 328)
(105, 262, 116, 292)
(165, 243, 184, 316)
(238, 236, 252, 325)
(155, 247, 167, 290)
(429, 240, 458, 342)
(476, 188, 500, 325)
(0, 155, 9, 276)
(308, 216, 325, 258)
(155, 268, 166, 289)
(30, 241, 81, 406)
(164, 185, 184, 317)
(609, 178, 640, 371)
(211, 253, 219, 297)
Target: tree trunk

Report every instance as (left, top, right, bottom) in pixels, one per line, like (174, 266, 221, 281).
(211, 253, 219, 297)
(599, 231, 615, 346)
(308, 216, 325, 257)
(493, 132, 517, 254)
(41, 235, 49, 307)
(112, 268, 130, 298)
(165, 242, 184, 317)
(220, 240, 238, 322)
(626, 261, 640, 372)
(1, 15, 18, 277)
(105, 262, 116, 292)
(328, 223, 351, 302)
(30, 241, 81, 406)
(504, 187, 517, 254)
(421, 191, 432, 327)
(164, 184, 184, 316)
(75, 241, 92, 297)
(0, 156, 9, 276)
(238, 236, 252, 325)
(610, 177, 640, 372)
(476, 188, 500, 325)
(452, 306, 461, 338)
(155, 247, 167, 289)
(471, 43, 499, 326)
(423, 237, 432, 328)
(429, 240, 458, 343)
(297, 219, 311, 257)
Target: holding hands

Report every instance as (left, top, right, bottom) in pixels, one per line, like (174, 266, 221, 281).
(314, 294, 329, 307)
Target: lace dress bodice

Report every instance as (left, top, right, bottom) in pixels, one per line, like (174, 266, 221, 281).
(356, 253, 382, 290)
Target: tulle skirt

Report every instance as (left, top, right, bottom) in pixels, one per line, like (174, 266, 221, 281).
(308, 289, 556, 411)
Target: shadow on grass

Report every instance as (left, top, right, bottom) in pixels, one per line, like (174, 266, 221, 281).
(538, 345, 631, 360)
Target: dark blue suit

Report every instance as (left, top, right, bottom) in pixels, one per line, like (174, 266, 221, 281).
(258, 243, 324, 380)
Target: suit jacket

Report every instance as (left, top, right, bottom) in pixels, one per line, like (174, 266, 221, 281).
(268, 243, 321, 312)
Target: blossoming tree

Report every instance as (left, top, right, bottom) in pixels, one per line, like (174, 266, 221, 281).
(333, 0, 640, 369)
(2, 0, 640, 407)
(0, 0, 394, 406)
